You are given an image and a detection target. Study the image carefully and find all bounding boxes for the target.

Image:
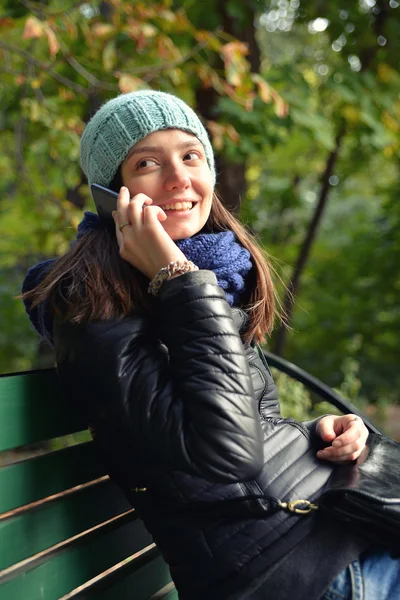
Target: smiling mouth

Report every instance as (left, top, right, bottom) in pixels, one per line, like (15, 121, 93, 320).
(163, 201, 194, 211)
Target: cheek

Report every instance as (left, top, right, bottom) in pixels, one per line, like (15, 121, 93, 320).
(202, 188, 213, 216)
(123, 178, 158, 199)
(202, 197, 212, 221)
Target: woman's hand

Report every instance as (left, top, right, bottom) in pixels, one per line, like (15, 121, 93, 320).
(316, 414, 369, 462)
(112, 186, 187, 279)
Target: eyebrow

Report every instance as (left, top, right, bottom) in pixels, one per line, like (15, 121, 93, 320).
(126, 139, 203, 159)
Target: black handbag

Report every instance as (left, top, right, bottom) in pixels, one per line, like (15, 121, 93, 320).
(315, 432, 400, 552)
(213, 427, 400, 553)
(266, 431, 400, 554)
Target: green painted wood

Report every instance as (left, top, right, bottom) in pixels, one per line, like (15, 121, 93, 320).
(0, 518, 154, 599)
(0, 442, 106, 513)
(0, 370, 86, 452)
(93, 556, 173, 600)
(0, 479, 132, 571)
(0, 369, 175, 598)
(158, 590, 178, 600)
(149, 582, 177, 599)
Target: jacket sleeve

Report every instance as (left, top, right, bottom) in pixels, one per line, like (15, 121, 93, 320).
(54, 270, 264, 483)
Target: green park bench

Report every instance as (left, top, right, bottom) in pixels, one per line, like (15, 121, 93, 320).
(0, 354, 381, 600)
(0, 368, 178, 600)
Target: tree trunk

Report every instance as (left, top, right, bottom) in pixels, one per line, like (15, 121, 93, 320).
(273, 124, 346, 355)
(272, 0, 390, 356)
(195, 1, 260, 213)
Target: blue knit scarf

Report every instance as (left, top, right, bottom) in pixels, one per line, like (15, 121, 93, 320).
(22, 212, 253, 346)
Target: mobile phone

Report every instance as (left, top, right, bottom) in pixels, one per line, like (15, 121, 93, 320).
(91, 183, 118, 221)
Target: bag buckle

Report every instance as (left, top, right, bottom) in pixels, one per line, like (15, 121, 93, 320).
(279, 499, 319, 514)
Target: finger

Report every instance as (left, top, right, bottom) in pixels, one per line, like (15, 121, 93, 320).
(317, 438, 365, 462)
(316, 416, 337, 442)
(142, 205, 167, 225)
(331, 416, 365, 448)
(116, 186, 131, 225)
(126, 193, 153, 227)
(317, 419, 368, 462)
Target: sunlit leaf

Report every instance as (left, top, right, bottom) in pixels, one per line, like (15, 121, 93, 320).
(45, 27, 59, 58)
(22, 16, 44, 40)
(118, 74, 145, 93)
(92, 23, 115, 38)
(252, 74, 272, 103)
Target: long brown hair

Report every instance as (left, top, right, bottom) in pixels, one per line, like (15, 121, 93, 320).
(22, 191, 280, 344)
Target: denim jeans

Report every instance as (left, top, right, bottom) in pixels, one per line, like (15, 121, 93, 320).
(321, 550, 400, 600)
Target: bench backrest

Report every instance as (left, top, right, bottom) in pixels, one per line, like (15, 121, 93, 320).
(0, 369, 177, 600)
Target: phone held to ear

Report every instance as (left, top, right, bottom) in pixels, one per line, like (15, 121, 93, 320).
(91, 184, 118, 221)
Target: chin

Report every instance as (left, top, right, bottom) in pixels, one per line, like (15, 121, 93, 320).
(165, 225, 201, 241)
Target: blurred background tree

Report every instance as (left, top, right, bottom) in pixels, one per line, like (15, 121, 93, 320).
(1, 0, 399, 434)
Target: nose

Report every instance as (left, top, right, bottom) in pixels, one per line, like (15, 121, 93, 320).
(164, 162, 191, 191)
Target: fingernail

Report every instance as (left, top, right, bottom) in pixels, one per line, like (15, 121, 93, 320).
(332, 440, 341, 447)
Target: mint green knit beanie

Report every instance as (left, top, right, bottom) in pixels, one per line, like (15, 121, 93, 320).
(80, 90, 216, 188)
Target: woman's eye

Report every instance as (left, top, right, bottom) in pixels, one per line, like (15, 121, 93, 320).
(137, 159, 157, 169)
(184, 151, 199, 161)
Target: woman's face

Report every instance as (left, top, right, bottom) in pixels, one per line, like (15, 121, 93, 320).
(121, 129, 214, 240)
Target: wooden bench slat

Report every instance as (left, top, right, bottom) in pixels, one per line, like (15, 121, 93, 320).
(59, 543, 158, 598)
(0, 368, 176, 598)
(149, 581, 178, 599)
(0, 479, 132, 571)
(0, 442, 105, 513)
(0, 517, 154, 600)
(66, 553, 174, 600)
(0, 369, 85, 451)
(92, 555, 174, 600)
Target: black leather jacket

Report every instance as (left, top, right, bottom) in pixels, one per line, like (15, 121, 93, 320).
(54, 271, 340, 599)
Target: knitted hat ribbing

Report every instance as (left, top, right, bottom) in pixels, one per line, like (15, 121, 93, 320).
(80, 90, 216, 187)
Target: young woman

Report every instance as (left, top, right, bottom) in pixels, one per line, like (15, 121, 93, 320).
(22, 90, 399, 599)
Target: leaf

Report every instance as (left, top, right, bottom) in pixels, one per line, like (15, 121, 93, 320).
(195, 30, 222, 52)
(329, 82, 358, 103)
(0, 17, 15, 30)
(92, 23, 115, 38)
(118, 74, 145, 93)
(273, 95, 289, 119)
(206, 121, 240, 150)
(252, 74, 272, 103)
(313, 128, 335, 151)
(377, 64, 400, 85)
(226, 124, 240, 143)
(23, 16, 44, 40)
(291, 108, 329, 131)
(142, 23, 157, 38)
(207, 120, 225, 150)
(220, 41, 249, 87)
(103, 40, 116, 72)
(159, 9, 176, 22)
(45, 27, 59, 58)
(341, 105, 361, 124)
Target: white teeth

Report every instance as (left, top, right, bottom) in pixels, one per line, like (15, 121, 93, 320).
(163, 202, 193, 211)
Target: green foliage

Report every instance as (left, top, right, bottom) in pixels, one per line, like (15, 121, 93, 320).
(242, 0, 400, 407)
(0, 0, 399, 421)
(271, 368, 313, 421)
(0, 0, 284, 373)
